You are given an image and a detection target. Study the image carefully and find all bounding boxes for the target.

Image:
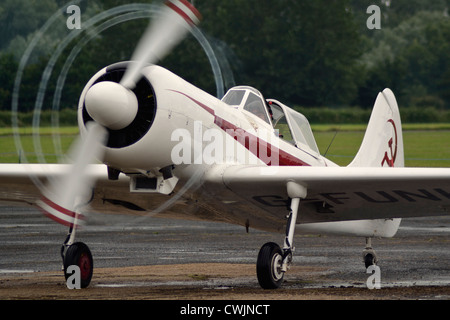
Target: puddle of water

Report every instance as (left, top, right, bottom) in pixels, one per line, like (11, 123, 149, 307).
(0, 269, 35, 274)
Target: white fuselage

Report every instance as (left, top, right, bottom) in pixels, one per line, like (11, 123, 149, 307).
(79, 64, 329, 174)
(77, 64, 400, 237)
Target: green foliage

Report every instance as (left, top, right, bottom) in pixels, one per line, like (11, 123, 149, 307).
(0, 0, 59, 51)
(298, 106, 450, 124)
(0, 53, 17, 109)
(3, 107, 448, 128)
(0, 0, 449, 114)
(297, 107, 371, 124)
(199, 0, 363, 106)
(356, 10, 450, 109)
(0, 109, 78, 127)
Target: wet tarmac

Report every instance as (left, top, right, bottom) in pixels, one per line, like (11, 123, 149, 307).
(1, 206, 450, 300)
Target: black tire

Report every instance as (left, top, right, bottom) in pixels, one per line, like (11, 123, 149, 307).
(256, 242, 284, 289)
(364, 253, 375, 269)
(63, 242, 93, 288)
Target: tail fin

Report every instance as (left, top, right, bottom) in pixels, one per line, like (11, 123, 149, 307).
(347, 88, 403, 238)
(349, 88, 404, 168)
(295, 90, 404, 238)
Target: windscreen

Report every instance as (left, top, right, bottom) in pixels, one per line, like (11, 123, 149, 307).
(243, 93, 270, 124)
(222, 90, 245, 106)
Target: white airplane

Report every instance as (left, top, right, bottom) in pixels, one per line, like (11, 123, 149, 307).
(2, 0, 449, 289)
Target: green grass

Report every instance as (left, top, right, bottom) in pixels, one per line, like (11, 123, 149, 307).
(0, 126, 79, 163)
(0, 126, 79, 136)
(402, 131, 450, 167)
(311, 123, 450, 132)
(315, 130, 364, 165)
(314, 126, 450, 167)
(0, 125, 449, 167)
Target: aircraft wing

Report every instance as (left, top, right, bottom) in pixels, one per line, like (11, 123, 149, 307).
(0, 163, 120, 209)
(0, 164, 167, 215)
(0, 163, 239, 225)
(1, 163, 449, 231)
(210, 165, 450, 224)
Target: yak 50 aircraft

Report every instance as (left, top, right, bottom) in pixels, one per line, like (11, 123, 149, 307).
(2, 0, 449, 289)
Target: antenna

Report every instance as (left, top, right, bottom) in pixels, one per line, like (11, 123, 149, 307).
(323, 129, 339, 157)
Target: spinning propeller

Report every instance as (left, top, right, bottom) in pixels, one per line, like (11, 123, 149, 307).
(38, 0, 201, 228)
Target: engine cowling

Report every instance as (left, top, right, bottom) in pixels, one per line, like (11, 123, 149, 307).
(80, 62, 157, 150)
(77, 62, 220, 174)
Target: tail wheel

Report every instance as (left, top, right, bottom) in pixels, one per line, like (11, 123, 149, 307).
(364, 253, 376, 268)
(63, 242, 93, 288)
(257, 242, 284, 289)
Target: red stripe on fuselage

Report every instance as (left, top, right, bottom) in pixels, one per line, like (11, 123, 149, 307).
(169, 90, 310, 166)
(214, 117, 309, 166)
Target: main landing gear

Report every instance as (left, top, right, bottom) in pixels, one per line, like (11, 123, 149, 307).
(363, 237, 378, 268)
(256, 182, 306, 289)
(61, 224, 93, 288)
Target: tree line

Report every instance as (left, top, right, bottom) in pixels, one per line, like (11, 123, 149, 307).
(0, 0, 449, 115)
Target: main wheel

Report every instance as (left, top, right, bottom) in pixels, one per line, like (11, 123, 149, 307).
(63, 242, 93, 288)
(364, 253, 375, 268)
(256, 242, 284, 289)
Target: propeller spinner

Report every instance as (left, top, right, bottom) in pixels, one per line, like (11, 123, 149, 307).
(84, 81, 138, 130)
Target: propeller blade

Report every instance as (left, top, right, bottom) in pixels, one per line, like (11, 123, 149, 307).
(120, 0, 201, 89)
(38, 122, 108, 228)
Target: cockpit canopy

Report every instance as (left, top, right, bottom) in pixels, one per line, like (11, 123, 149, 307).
(221, 86, 271, 124)
(268, 99, 320, 155)
(221, 86, 320, 155)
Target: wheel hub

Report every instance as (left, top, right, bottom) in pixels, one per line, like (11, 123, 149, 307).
(79, 252, 92, 280)
(271, 254, 284, 281)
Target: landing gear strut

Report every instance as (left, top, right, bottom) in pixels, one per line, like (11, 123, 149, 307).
(363, 237, 378, 268)
(256, 182, 306, 289)
(61, 220, 93, 288)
